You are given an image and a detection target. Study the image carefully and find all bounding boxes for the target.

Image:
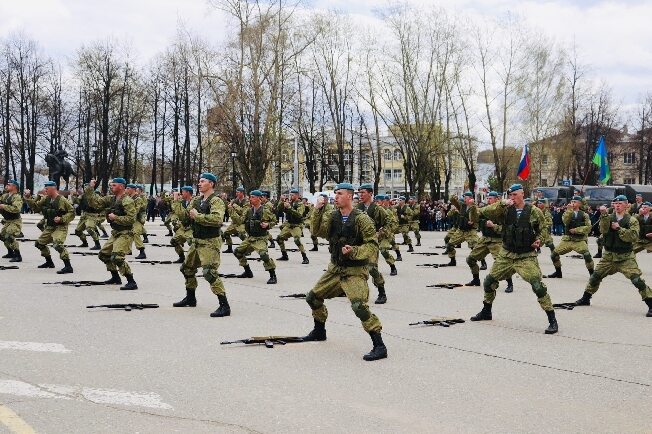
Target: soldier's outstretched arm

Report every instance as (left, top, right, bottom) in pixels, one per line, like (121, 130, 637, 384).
(561, 210, 572, 226)
(84, 186, 111, 209)
(24, 195, 44, 212)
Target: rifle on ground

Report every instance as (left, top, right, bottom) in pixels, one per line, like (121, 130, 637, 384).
(553, 302, 577, 310)
(0, 265, 19, 270)
(46, 280, 107, 287)
(279, 293, 306, 298)
(409, 318, 465, 327)
(220, 336, 305, 348)
(426, 283, 464, 289)
(87, 303, 159, 311)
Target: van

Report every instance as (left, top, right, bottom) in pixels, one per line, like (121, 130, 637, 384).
(582, 185, 627, 208)
(533, 186, 573, 205)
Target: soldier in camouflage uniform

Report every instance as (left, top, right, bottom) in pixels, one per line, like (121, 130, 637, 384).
(301, 183, 387, 361)
(72, 185, 103, 250)
(170, 186, 194, 263)
(445, 191, 479, 266)
(172, 173, 230, 317)
(261, 192, 277, 248)
(575, 195, 652, 317)
(470, 184, 558, 334)
(630, 193, 644, 215)
(136, 185, 149, 244)
(536, 199, 556, 256)
(85, 178, 138, 290)
(465, 191, 514, 292)
(231, 190, 277, 284)
(408, 196, 422, 246)
(357, 184, 392, 304)
(396, 197, 414, 252)
(276, 188, 309, 264)
(161, 191, 175, 236)
(633, 201, 652, 254)
(380, 196, 403, 261)
(223, 187, 248, 254)
(24, 181, 75, 274)
(375, 195, 398, 275)
(547, 196, 594, 278)
(126, 184, 148, 260)
(0, 179, 23, 262)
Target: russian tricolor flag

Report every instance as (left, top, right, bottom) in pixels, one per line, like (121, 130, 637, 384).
(517, 144, 530, 180)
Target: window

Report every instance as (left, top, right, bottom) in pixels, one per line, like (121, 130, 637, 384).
(393, 149, 402, 160)
(542, 155, 548, 165)
(393, 169, 402, 180)
(384, 169, 392, 182)
(383, 149, 392, 160)
(624, 152, 636, 165)
(623, 178, 635, 184)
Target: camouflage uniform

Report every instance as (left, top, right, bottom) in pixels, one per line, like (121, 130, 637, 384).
(0, 192, 23, 257)
(549, 209, 594, 276)
(25, 194, 75, 262)
(633, 214, 652, 254)
(395, 203, 414, 248)
(223, 196, 248, 250)
(132, 192, 148, 256)
(277, 198, 308, 261)
(539, 205, 556, 254)
(233, 203, 277, 273)
(170, 198, 194, 261)
(357, 201, 393, 303)
(72, 192, 103, 247)
(409, 201, 421, 246)
(445, 201, 479, 262)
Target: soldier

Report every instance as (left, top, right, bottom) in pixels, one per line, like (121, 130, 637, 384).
(0, 179, 23, 262)
(261, 191, 277, 248)
(374, 194, 398, 276)
(547, 196, 594, 278)
(232, 190, 277, 284)
(466, 191, 514, 293)
(136, 185, 149, 244)
(126, 184, 147, 260)
(172, 173, 230, 317)
(72, 185, 103, 250)
(223, 187, 248, 254)
(276, 188, 309, 264)
(301, 183, 387, 361)
(381, 196, 402, 261)
(395, 197, 414, 252)
(305, 199, 320, 252)
(445, 191, 480, 267)
(85, 178, 138, 290)
(170, 186, 194, 263)
(357, 184, 392, 304)
(630, 193, 644, 215)
(24, 181, 75, 274)
(470, 184, 558, 334)
(536, 198, 556, 257)
(575, 195, 652, 317)
(633, 202, 652, 254)
(408, 196, 422, 246)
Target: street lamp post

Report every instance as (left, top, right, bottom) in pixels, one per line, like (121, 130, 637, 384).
(293, 135, 299, 191)
(231, 151, 237, 197)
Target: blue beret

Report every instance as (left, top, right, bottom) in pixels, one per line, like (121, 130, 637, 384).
(319, 193, 328, 198)
(249, 190, 263, 197)
(642, 201, 651, 207)
(409, 196, 416, 200)
(261, 191, 270, 197)
(525, 198, 532, 202)
(537, 198, 549, 205)
(508, 184, 523, 193)
(463, 191, 473, 197)
(374, 194, 385, 200)
(112, 177, 127, 185)
(200, 173, 217, 183)
(236, 187, 245, 193)
(359, 183, 374, 192)
(398, 196, 406, 201)
(613, 195, 628, 202)
(181, 186, 194, 193)
(636, 193, 642, 197)
(7, 179, 20, 188)
(126, 183, 137, 189)
(289, 188, 300, 194)
(44, 181, 57, 188)
(488, 191, 499, 198)
(571, 195, 583, 201)
(334, 183, 354, 192)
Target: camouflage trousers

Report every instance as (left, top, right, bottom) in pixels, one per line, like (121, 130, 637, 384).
(367, 251, 384, 289)
(466, 236, 501, 274)
(234, 236, 275, 271)
(222, 223, 246, 247)
(379, 237, 395, 266)
(36, 225, 70, 260)
(277, 224, 305, 253)
(633, 239, 652, 254)
(410, 221, 421, 242)
(170, 226, 193, 256)
(551, 239, 593, 271)
(446, 229, 478, 259)
(74, 213, 101, 242)
(132, 220, 146, 250)
(398, 224, 412, 246)
(305, 263, 382, 333)
(99, 230, 133, 276)
(585, 252, 652, 300)
(181, 236, 226, 296)
(483, 249, 553, 311)
(0, 219, 21, 251)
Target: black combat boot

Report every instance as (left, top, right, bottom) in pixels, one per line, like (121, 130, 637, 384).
(100, 229, 109, 238)
(9, 250, 21, 263)
(90, 240, 101, 251)
(309, 244, 318, 252)
(210, 294, 230, 317)
(143, 234, 149, 243)
(470, 302, 492, 321)
(120, 274, 138, 290)
(466, 274, 481, 286)
(301, 252, 310, 264)
(267, 269, 277, 284)
(38, 257, 55, 269)
(505, 277, 514, 293)
(2, 249, 14, 258)
(645, 298, 652, 317)
(374, 286, 387, 304)
(406, 244, 413, 253)
(416, 240, 421, 247)
(547, 268, 562, 278)
(575, 291, 592, 306)
(363, 331, 388, 361)
(238, 265, 254, 278)
(174, 253, 185, 264)
(78, 240, 89, 248)
(135, 248, 147, 259)
(447, 257, 456, 266)
(166, 229, 173, 236)
(57, 259, 73, 274)
(480, 259, 487, 270)
(302, 319, 326, 341)
(593, 248, 602, 259)
(173, 289, 197, 307)
(104, 271, 122, 284)
(269, 240, 276, 248)
(277, 251, 289, 261)
(545, 310, 558, 334)
(389, 264, 397, 276)
(395, 250, 402, 261)
(223, 245, 233, 254)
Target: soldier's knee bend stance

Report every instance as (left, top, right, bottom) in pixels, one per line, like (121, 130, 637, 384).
(34, 241, 45, 251)
(531, 281, 548, 299)
(582, 252, 593, 264)
(98, 251, 111, 264)
(52, 241, 64, 253)
(483, 274, 499, 293)
(111, 253, 125, 267)
(351, 300, 371, 322)
(587, 272, 602, 289)
(203, 266, 219, 284)
(631, 275, 647, 291)
(259, 252, 270, 263)
(293, 236, 302, 247)
(305, 290, 322, 310)
(466, 255, 476, 268)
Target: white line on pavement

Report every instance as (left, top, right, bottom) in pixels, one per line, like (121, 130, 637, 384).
(0, 341, 71, 353)
(0, 380, 172, 410)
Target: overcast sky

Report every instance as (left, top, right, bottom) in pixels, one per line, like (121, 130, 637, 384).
(1, 0, 651, 112)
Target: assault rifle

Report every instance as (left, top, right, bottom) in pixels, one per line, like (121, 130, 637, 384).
(220, 336, 305, 348)
(279, 293, 306, 298)
(409, 318, 465, 327)
(87, 303, 159, 311)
